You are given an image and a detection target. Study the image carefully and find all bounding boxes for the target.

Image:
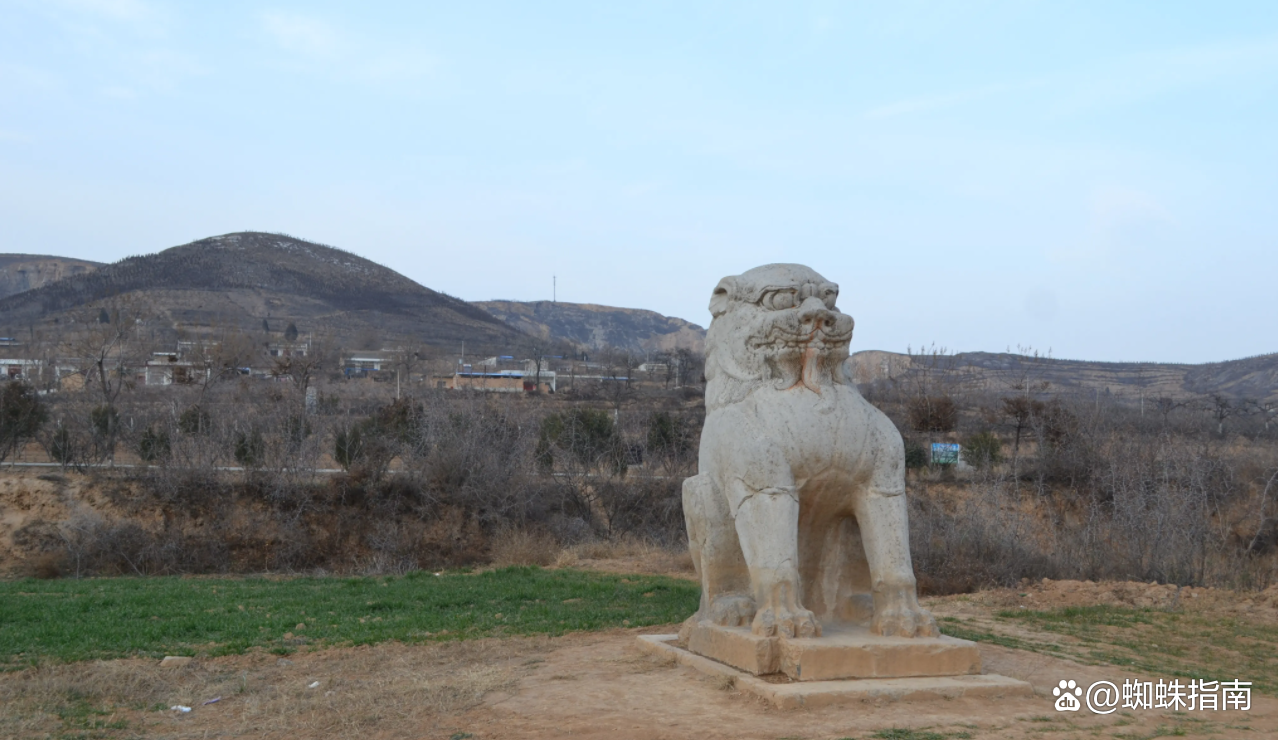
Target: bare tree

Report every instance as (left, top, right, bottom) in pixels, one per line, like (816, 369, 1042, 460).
(64, 299, 149, 407)
(1205, 393, 1234, 436)
(601, 349, 638, 418)
(186, 326, 258, 399)
(271, 332, 336, 400)
(0, 381, 46, 462)
(59, 299, 151, 462)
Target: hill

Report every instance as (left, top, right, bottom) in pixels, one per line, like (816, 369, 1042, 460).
(0, 233, 525, 352)
(474, 300, 706, 356)
(0, 255, 102, 300)
(850, 349, 1278, 403)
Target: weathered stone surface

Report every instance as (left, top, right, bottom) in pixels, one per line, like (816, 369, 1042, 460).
(756, 673, 1034, 709)
(779, 625, 980, 681)
(683, 264, 936, 643)
(682, 622, 980, 681)
(637, 635, 1032, 709)
(685, 621, 779, 675)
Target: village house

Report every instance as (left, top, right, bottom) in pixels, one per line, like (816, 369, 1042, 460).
(439, 368, 556, 393)
(0, 358, 42, 381)
(144, 352, 211, 386)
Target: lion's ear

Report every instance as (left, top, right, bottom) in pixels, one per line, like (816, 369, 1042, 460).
(709, 277, 736, 318)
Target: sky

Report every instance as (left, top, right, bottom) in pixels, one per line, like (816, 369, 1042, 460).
(2, 1, 1276, 363)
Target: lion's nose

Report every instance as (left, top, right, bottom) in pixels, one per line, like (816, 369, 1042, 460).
(798, 296, 835, 329)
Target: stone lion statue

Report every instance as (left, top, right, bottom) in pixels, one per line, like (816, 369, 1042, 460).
(682, 264, 937, 640)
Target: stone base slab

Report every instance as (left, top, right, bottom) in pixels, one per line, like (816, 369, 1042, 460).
(684, 621, 983, 681)
(637, 634, 1032, 709)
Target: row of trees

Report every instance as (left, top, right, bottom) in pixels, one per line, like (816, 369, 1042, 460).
(5, 367, 705, 575)
(865, 350, 1278, 591)
(7, 316, 1278, 590)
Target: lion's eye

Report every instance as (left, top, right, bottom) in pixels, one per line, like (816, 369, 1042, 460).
(762, 290, 798, 310)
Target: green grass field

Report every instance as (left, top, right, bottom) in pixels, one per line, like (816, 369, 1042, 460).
(999, 604, 1278, 693)
(0, 567, 699, 668)
(939, 604, 1278, 695)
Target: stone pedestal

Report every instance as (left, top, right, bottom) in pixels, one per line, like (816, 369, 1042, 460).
(684, 622, 982, 681)
(638, 632, 1033, 709)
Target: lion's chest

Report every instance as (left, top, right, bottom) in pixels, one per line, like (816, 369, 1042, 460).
(733, 386, 875, 482)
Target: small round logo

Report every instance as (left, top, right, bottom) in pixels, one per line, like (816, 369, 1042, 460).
(1053, 679, 1082, 711)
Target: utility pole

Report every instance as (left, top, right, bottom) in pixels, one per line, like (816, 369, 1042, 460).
(535, 348, 543, 393)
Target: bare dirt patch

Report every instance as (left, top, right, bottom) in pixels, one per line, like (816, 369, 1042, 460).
(1, 636, 554, 739)
(464, 626, 1277, 740)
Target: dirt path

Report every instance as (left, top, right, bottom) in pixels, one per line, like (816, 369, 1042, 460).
(455, 630, 1276, 740)
(4, 624, 1274, 739)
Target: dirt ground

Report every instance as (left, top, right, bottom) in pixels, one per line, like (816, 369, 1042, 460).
(5, 579, 1276, 740)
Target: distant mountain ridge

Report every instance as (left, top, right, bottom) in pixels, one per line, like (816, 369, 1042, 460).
(2, 239, 1272, 402)
(474, 300, 706, 355)
(0, 233, 523, 351)
(850, 350, 1278, 403)
(0, 255, 101, 300)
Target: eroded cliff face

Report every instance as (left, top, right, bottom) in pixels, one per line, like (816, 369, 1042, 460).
(474, 300, 706, 354)
(0, 255, 102, 300)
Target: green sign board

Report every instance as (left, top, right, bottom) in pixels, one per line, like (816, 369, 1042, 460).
(931, 442, 960, 465)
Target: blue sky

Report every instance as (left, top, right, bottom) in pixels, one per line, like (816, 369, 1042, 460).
(2, 1, 1276, 362)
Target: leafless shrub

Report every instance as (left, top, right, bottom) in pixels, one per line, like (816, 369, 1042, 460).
(910, 392, 1278, 592)
(489, 527, 560, 567)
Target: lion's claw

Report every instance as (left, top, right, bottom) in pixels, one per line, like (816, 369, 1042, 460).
(752, 605, 821, 638)
(872, 603, 938, 638)
(708, 594, 756, 627)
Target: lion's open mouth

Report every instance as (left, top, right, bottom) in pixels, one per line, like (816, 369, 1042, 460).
(749, 323, 852, 394)
(748, 329, 852, 355)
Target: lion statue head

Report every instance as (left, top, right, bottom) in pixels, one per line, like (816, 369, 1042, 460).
(703, 264, 856, 411)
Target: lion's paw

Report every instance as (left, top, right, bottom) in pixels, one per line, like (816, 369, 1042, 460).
(871, 603, 939, 638)
(708, 594, 756, 627)
(751, 605, 821, 639)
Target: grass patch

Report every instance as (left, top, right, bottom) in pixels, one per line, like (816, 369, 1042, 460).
(997, 605, 1278, 694)
(0, 567, 698, 667)
(938, 616, 1076, 664)
(865, 730, 973, 740)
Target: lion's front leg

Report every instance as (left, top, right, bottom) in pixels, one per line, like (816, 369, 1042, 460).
(729, 478, 820, 639)
(855, 490, 938, 638)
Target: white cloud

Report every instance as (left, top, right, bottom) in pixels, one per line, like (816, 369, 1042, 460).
(358, 49, 437, 84)
(1022, 286, 1058, 322)
(1048, 186, 1177, 266)
(1050, 34, 1278, 116)
(0, 63, 62, 93)
(256, 10, 437, 86)
(0, 128, 35, 143)
(58, 0, 153, 21)
(260, 11, 342, 56)
(868, 34, 1278, 124)
(864, 82, 1036, 119)
(99, 84, 137, 99)
(1091, 186, 1175, 229)
(46, 0, 170, 37)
